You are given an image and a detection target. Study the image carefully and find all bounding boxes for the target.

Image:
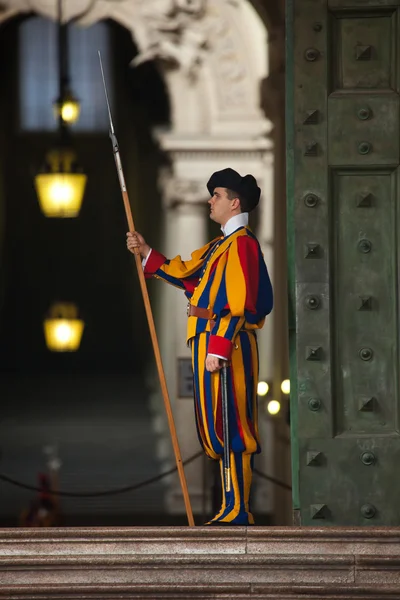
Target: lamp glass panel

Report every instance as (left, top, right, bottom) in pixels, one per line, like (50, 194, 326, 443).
(34, 172, 87, 217)
(44, 318, 85, 352)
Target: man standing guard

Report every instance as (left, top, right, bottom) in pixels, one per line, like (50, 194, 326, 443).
(127, 168, 273, 525)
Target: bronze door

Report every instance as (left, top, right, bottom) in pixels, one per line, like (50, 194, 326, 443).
(287, 0, 400, 525)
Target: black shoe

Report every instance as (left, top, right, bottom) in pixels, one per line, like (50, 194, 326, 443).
(204, 520, 238, 526)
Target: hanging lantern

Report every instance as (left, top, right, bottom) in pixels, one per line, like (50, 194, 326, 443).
(52, 0, 80, 126)
(34, 0, 86, 217)
(44, 303, 85, 352)
(53, 91, 80, 125)
(34, 147, 87, 218)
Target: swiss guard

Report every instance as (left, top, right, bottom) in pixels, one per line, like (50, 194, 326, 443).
(127, 168, 273, 525)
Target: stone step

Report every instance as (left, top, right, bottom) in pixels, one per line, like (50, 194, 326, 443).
(0, 526, 399, 598)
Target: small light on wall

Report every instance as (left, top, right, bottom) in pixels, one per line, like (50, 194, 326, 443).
(267, 400, 281, 416)
(44, 303, 84, 352)
(281, 379, 290, 395)
(257, 381, 269, 396)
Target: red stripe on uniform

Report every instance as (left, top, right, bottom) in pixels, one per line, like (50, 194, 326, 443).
(144, 249, 167, 277)
(182, 277, 199, 293)
(209, 255, 221, 275)
(208, 335, 233, 360)
(237, 236, 259, 313)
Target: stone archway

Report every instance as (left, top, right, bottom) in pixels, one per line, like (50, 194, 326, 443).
(0, 0, 286, 521)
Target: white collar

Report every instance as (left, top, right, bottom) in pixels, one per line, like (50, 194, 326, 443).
(221, 213, 249, 237)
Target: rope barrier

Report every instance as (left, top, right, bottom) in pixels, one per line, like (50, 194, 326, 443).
(0, 452, 203, 498)
(0, 455, 291, 496)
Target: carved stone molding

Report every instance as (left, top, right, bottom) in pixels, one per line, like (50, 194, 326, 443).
(128, 0, 208, 77)
(1, 527, 400, 598)
(203, 3, 248, 109)
(0, 0, 211, 77)
(160, 173, 208, 209)
(156, 132, 273, 154)
(0, 0, 272, 133)
(156, 132, 272, 216)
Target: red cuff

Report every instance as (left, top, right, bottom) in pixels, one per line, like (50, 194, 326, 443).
(208, 335, 233, 360)
(144, 249, 167, 277)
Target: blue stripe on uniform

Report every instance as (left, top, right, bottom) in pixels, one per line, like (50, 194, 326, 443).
(203, 332, 223, 455)
(191, 335, 206, 452)
(156, 268, 185, 289)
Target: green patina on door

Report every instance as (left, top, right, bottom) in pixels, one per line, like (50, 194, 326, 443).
(287, 0, 400, 525)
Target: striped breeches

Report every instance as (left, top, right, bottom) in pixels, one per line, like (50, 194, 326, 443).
(191, 330, 261, 524)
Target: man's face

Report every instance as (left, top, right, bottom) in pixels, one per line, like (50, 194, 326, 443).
(208, 187, 237, 226)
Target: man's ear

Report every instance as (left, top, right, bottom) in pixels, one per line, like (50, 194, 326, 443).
(232, 197, 240, 210)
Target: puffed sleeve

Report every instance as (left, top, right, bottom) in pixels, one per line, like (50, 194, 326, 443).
(208, 234, 273, 359)
(144, 238, 220, 293)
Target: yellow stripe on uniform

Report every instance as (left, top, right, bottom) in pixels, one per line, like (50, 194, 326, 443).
(225, 235, 246, 317)
(210, 459, 227, 523)
(220, 451, 241, 523)
(231, 336, 259, 454)
(197, 333, 218, 459)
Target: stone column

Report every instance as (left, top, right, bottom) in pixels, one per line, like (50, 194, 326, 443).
(150, 173, 210, 516)
(260, 22, 292, 524)
(253, 149, 276, 518)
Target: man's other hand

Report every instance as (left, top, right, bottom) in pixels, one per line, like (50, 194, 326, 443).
(205, 355, 223, 372)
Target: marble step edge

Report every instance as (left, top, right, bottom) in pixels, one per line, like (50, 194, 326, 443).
(1, 583, 400, 600)
(1, 526, 400, 539)
(1, 527, 400, 555)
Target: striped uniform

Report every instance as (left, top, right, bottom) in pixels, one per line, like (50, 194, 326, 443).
(145, 226, 273, 524)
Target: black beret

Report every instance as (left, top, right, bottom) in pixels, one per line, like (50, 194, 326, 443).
(206, 168, 261, 212)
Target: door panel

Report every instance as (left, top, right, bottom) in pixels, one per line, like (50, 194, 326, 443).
(288, 0, 400, 524)
(328, 96, 399, 165)
(331, 10, 396, 90)
(300, 436, 400, 525)
(332, 169, 399, 437)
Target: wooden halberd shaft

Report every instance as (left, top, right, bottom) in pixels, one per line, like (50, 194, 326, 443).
(98, 52, 194, 527)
